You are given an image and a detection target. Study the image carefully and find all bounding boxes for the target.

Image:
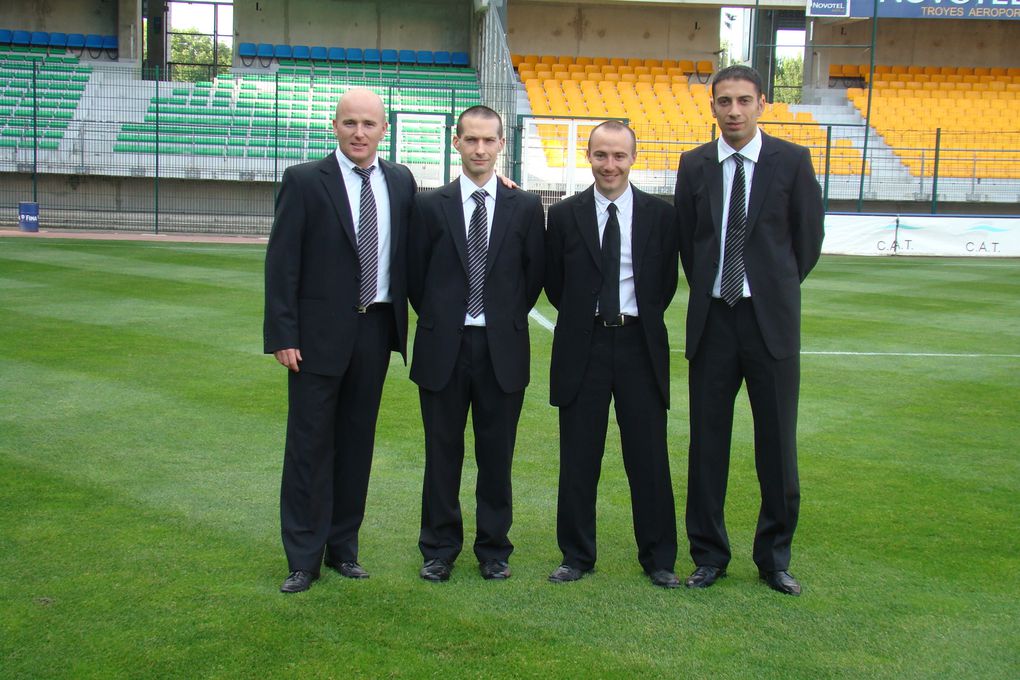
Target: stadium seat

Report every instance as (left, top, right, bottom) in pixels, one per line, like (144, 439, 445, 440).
(416, 50, 433, 66)
(84, 34, 103, 58)
(327, 47, 345, 62)
(0, 29, 11, 46)
(347, 47, 364, 62)
(66, 33, 85, 55)
(31, 31, 49, 48)
(292, 45, 310, 61)
(434, 50, 451, 66)
(48, 32, 67, 50)
(451, 51, 469, 67)
(238, 42, 256, 65)
(274, 44, 292, 60)
(256, 43, 274, 66)
(12, 30, 31, 48)
(364, 48, 381, 63)
(102, 35, 118, 59)
(399, 50, 416, 65)
(310, 46, 328, 62)
(381, 49, 398, 64)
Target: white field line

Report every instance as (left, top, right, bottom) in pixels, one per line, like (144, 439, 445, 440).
(529, 310, 1018, 359)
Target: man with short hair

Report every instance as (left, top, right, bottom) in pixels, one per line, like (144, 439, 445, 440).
(264, 87, 417, 593)
(673, 65, 824, 595)
(409, 105, 545, 582)
(545, 120, 681, 588)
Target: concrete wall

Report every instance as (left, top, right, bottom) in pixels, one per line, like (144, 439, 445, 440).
(507, 2, 721, 64)
(0, 0, 117, 36)
(810, 17, 1020, 87)
(232, 0, 472, 52)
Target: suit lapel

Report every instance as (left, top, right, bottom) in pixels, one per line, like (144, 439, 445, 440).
(630, 186, 651, 286)
(746, 132, 778, 235)
(439, 180, 470, 274)
(318, 154, 358, 249)
(379, 158, 403, 263)
(704, 144, 724, 242)
(486, 183, 515, 278)
(571, 186, 601, 270)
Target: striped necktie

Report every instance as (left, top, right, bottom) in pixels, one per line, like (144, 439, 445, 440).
(467, 189, 488, 318)
(720, 153, 746, 306)
(354, 165, 378, 308)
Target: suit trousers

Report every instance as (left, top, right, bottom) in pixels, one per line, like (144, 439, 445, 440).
(418, 327, 523, 564)
(280, 308, 395, 572)
(556, 322, 678, 574)
(686, 298, 800, 572)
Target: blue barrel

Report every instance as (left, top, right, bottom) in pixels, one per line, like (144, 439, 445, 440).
(18, 202, 39, 232)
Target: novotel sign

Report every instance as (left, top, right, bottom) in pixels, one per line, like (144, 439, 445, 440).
(843, 0, 1020, 19)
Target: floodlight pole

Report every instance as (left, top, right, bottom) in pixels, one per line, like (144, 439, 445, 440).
(856, 0, 879, 212)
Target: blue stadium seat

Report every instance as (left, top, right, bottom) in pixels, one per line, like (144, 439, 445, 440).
(0, 29, 12, 46)
(102, 35, 118, 59)
(31, 31, 49, 48)
(257, 43, 274, 67)
(452, 51, 469, 67)
(274, 44, 292, 60)
(327, 47, 345, 62)
(416, 50, 433, 66)
(433, 50, 451, 66)
(238, 42, 257, 65)
(85, 34, 103, 58)
(310, 46, 328, 61)
(399, 50, 416, 65)
(381, 49, 398, 64)
(12, 30, 31, 47)
(66, 33, 85, 52)
(48, 32, 67, 50)
(292, 45, 310, 61)
(364, 48, 381, 64)
(346, 47, 363, 62)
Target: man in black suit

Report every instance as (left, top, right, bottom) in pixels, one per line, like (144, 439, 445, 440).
(264, 87, 417, 593)
(673, 65, 824, 595)
(409, 106, 545, 582)
(544, 121, 681, 588)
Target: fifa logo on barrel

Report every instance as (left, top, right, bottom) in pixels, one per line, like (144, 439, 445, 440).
(18, 201, 39, 232)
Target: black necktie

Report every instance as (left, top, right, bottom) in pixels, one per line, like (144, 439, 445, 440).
(720, 154, 746, 306)
(354, 165, 378, 308)
(599, 202, 621, 322)
(467, 189, 488, 318)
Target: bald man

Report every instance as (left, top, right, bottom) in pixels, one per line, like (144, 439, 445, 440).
(265, 88, 418, 593)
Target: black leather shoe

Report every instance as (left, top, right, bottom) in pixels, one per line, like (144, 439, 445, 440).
(759, 569, 802, 596)
(685, 565, 726, 589)
(649, 569, 681, 589)
(280, 570, 318, 593)
(420, 558, 453, 582)
(326, 560, 369, 579)
(547, 564, 593, 583)
(479, 559, 511, 580)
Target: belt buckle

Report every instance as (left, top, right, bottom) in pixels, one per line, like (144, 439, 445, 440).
(356, 304, 370, 314)
(602, 314, 625, 327)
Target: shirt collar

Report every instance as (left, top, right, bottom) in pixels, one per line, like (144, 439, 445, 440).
(459, 173, 499, 204)
(717, 127, 762, 164)
(593, 183, 633, 216)
(335, 148, 379, 176)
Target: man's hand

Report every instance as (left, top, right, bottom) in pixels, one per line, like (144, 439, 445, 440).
(274, 348, 302, 372)
(496, 174, 519, 190)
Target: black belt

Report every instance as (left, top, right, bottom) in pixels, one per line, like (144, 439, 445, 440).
(355, 302, 392, 314)
(596, 314, 639, 327)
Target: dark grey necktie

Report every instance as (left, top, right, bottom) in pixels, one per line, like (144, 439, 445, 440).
(354, 165, 378, 308)
(720, 154, 746, 306)
(467, 189, 488, 318)
(598, 202, 621, 322)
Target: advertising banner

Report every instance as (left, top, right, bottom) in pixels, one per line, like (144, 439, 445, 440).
(823, 214, 1020, 256)
(847, 0, 1020, 21)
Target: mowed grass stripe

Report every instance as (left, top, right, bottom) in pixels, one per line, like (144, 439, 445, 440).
(1, 239, 1017, 677)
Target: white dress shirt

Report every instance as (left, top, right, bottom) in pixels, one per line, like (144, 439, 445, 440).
(459, 172, 499, 327)
(336, 148, 392, 304)
(594, 184, 639, 317)
(712, 128, 762, 299)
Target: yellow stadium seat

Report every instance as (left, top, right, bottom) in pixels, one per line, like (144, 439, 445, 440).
(696, 60, 713, 74)
(593, 57, 609, 66)
(576, 56, 592, 67)
(540, 55, 557, 66)
(679, 60, 695, 74)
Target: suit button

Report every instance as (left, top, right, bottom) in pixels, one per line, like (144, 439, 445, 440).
(457, 327, 463, 334)
(591, 288, 598, 294)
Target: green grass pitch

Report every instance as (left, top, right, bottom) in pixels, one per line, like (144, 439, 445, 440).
(1, 237, 1017, 678)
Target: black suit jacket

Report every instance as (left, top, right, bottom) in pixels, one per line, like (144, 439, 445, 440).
(263, 154, 417, 375)
(674, 132, 824, 361)
(545, 184, 679, 408)
(408, 180, 545, 394)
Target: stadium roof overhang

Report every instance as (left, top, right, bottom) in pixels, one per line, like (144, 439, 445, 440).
(517, 0, 813, 10)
